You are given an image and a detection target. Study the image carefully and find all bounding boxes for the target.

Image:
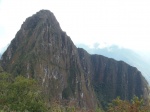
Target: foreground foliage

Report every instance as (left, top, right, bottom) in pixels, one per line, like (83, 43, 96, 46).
(0, 68, 149, 111)
(0, 73, 47, 112)
(0, 72, 103, 112)
(108, 96, 150, 112)
(47, 101, 104, 112)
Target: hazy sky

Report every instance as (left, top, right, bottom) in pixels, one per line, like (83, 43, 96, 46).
(0, 0, 150, 53)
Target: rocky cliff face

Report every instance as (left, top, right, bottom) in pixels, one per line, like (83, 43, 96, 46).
(78, 48, 149, 105)
(1, 10, 149, 109)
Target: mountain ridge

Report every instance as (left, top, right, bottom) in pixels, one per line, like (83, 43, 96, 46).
(1, 10, 149, 109)
(77, 44, 150, 84)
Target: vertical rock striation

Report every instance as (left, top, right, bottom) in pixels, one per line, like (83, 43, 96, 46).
(1, 10, 149, 109)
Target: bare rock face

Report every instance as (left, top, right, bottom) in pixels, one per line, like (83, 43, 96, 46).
(78, 48, 149, 105)
(1, 10, 149, 109)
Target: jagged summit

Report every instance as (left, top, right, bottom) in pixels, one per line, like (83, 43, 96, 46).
(35, 9, 53, 17)
(1, 10, 149, 109)
(29, 9, 53, 19)
(21, 10, 61, 31)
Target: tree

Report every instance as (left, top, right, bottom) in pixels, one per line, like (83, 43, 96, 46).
(0, 73, 47, 111)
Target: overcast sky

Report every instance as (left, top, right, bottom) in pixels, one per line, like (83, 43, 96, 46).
(0, 0, 150, 54)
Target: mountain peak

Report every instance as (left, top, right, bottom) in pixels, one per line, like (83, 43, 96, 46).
(34, 9, 54, 19)
(21, 9, 61, 31)
(1, 10, 149, 110)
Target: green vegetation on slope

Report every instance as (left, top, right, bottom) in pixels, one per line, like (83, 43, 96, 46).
(0, 72, 47, 112)
(0, 69, 150, 111)
(108, 96, 150, 112)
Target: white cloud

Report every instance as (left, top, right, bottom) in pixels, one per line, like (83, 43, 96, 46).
(0, 0, 150, 53)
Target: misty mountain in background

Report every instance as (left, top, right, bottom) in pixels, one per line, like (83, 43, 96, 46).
(77, 44, 150, 84)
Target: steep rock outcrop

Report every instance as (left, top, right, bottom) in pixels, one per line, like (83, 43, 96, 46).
(1, 10, 96, 109)
(78, 48, 149, 105)
(1, 10, 149, 109)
